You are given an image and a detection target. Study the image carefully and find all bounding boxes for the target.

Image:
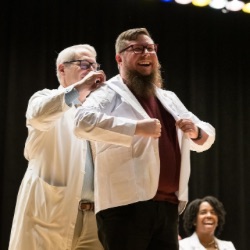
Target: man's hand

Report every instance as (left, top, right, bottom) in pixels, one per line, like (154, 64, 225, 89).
(135, 119, 161, 138)
(176, 118, 208, 145)
(175, 119, 198, 139)
(73, 70, 106, 102)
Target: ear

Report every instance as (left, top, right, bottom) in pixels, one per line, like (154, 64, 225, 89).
(115, 54, 122, 63)
(58, 64, 65, 76)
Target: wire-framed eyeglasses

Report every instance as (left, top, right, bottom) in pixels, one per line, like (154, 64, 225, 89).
(119, 44, 158, 54)
(63, 60, 101, 71)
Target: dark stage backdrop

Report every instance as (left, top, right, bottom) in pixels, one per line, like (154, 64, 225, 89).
(1, 0, 250, 249)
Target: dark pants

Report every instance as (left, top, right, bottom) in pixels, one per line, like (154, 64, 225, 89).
(96, 200, 179, 250)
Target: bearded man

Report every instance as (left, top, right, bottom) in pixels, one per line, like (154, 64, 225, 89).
(74, 28, 215, 250)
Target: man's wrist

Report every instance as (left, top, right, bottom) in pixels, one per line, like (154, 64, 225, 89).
(192, 127, 202, 140)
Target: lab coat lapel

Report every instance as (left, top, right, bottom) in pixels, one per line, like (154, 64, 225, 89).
(155, 88, 184, 148)
(107, 75, 150, 119)
(155, 88, 180, 121)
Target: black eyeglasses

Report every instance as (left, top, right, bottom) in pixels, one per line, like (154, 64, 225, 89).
(63, 60, 101, 71)
(119, 44, 158, 54)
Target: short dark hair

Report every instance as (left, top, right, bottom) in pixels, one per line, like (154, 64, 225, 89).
(115, 28, 153, 54)
(182, 196, 226, 236)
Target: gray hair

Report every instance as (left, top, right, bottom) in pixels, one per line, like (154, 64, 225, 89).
(56, 44, 97, 81)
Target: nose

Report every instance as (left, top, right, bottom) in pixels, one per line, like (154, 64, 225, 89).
(142, 47, 151, 54)
(206, 211, 213, 217)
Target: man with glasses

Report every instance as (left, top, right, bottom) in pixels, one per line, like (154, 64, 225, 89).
(9, 44, 105, 250)
(74, 28, 215, 250)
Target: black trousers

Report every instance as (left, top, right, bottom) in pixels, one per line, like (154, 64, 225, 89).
(96, 200, 179, 250)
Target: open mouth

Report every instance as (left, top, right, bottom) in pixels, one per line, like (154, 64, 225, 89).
(203, 222, 215, 226)
(138, 61, 151, 67)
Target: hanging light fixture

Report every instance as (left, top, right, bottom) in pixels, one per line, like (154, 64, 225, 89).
(242, 2, 250, 12)
(175, 0, 192, 4)
(161, 0, 250, 13)
(226, 0, 245, 11)
(192, 0, 211, 6)
(209, 0, 228, 8)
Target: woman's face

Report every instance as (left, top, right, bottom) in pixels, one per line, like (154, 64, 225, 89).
(195, 201, 218, 235)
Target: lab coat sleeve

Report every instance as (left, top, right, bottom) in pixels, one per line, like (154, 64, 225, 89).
(26, 86, 74, 131)
(74, 85, 137, 147)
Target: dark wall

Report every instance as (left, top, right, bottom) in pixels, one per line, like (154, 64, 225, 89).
(1, 0, 250, 249)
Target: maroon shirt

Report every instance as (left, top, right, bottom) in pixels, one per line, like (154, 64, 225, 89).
(136, 95, 181, 204)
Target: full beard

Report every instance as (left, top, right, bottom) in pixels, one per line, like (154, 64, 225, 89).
(125, 67, 163, 98)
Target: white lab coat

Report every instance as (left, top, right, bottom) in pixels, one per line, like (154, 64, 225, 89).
(74, 74, 215, 214)
(179, 232, 236, 249)
(9, 86, 87, 250)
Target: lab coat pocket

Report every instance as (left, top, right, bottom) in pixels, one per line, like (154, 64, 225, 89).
(26, 172, 67, 227)
(109, 167, 136, 203)
(97, 146, 136, 203)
